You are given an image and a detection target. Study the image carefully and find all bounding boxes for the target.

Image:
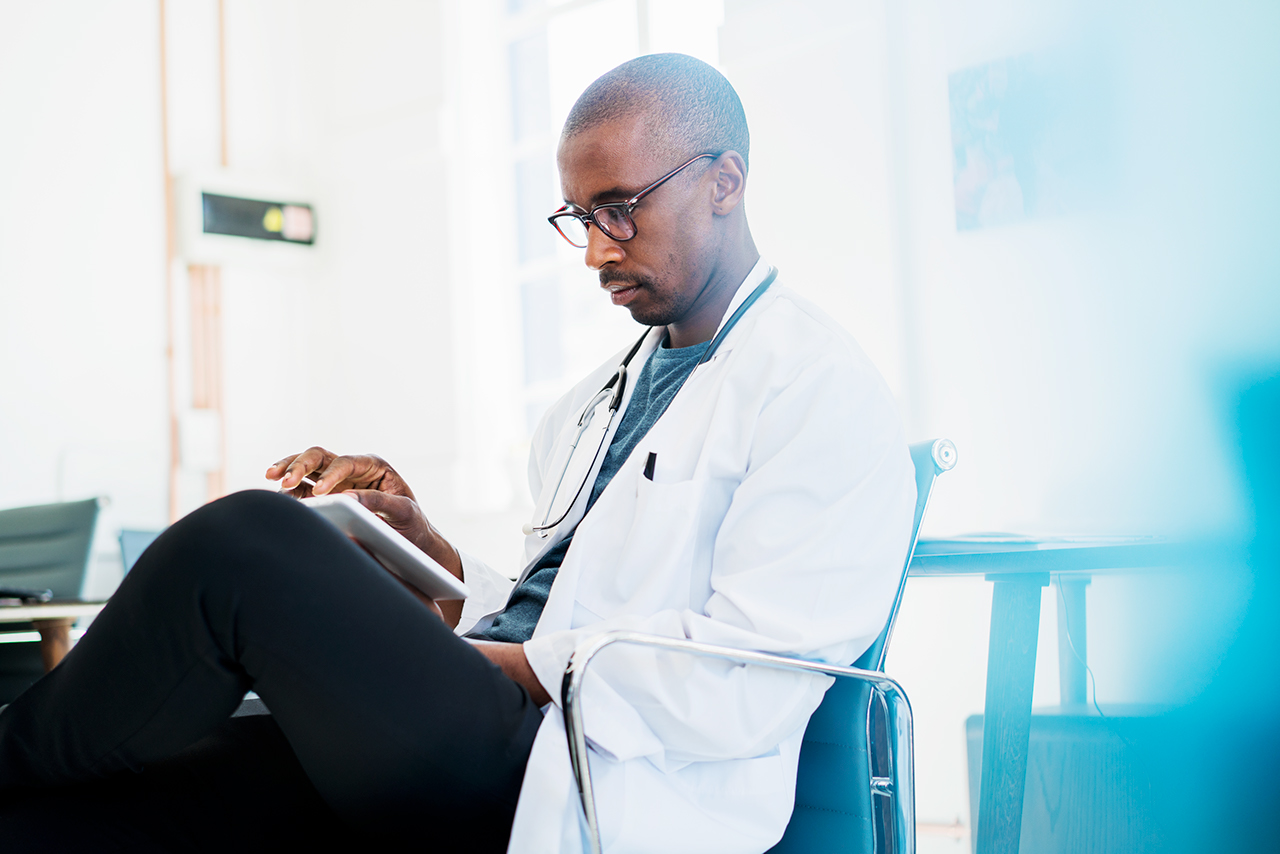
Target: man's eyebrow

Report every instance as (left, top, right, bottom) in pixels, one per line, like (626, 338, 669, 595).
(559, 183, 643, 211)
(575, 184, 640, 208)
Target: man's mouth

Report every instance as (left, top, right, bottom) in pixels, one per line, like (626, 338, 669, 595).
(606, 284, 640, 306)
(602, 278, 644, 307)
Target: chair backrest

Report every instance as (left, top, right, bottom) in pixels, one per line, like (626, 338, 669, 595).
(0, 499, 101, 599)
(767, 439, 955, 854)
(858, 438, 958, 673)
(119, 529, 163, 575)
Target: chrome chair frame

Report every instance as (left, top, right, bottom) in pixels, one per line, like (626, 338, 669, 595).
(561, 439, 956, 854)
(562, 631, 916, 854)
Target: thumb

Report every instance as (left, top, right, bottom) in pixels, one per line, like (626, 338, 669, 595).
(349, 489, 413, 524)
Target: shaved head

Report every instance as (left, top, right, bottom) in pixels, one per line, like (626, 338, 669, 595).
(562, 53, 750, 172)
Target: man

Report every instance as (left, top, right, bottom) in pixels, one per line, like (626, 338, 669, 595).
(0, 54, 913, 853)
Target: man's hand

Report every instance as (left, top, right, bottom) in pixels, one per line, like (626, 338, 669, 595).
(268, 447, 417, 501)
(266, 447, 465, 626)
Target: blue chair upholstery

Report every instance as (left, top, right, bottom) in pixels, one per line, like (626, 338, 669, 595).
(563, 439, 956, 854)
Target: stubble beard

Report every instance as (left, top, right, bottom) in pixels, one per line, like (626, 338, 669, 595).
(601, 270, 678, 327)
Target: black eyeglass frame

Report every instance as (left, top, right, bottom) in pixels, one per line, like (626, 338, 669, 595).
(547, 152, 719, 248)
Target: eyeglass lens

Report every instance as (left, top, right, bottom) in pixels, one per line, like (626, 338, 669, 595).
(552, 206, 637, 248)
(552, 214, 590, 247)
(594, 207, 635, 240)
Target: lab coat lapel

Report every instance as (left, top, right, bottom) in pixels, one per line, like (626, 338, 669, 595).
(531, 263, 778, 634)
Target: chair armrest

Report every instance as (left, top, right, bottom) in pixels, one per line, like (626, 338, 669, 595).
(561, 630, 916, 854)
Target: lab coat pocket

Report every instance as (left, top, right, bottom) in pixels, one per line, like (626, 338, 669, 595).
(594, 475, 725, 612)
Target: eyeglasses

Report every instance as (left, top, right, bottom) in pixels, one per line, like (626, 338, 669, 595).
(547, 153, 717, 249)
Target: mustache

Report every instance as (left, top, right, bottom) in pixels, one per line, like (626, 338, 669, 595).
(599, 271, 648, 289)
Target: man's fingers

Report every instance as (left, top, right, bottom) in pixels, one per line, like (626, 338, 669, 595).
(265, 454, 299, 480)
(348, 491, 426, 541)
(311, 458, 351, 496)
(313, 455, 390, 496)
(275, 447, 335, 489)
(348, 488, 411, 521)
(278, 481, 315, 499)
(312, 456, 373, 495)
(268, 449, 412, 500)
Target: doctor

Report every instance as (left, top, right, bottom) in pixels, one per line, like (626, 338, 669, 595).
(410, 52, 912, 852)
(0, 54, 914, 853)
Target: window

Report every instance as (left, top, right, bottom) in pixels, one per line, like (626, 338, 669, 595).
(442, 0, 724, 514)
(505, 0, 725, 434)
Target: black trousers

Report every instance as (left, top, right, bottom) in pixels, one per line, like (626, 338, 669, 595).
(0, 490, 544, 852)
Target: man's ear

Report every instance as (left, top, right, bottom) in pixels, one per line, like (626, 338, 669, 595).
(709, 151, 747, 216)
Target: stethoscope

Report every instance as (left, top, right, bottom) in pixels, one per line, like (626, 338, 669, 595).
(522, 267, 778, 538)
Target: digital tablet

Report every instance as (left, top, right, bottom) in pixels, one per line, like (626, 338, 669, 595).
(301, 494, 470, 601)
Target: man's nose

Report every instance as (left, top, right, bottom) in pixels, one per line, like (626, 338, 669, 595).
(583, 223, 624, 270)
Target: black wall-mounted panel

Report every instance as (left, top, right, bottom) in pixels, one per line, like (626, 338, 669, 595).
(201, 192, 315, 244)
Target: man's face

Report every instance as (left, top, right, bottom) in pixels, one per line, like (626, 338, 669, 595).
(555, 115, 717, 329)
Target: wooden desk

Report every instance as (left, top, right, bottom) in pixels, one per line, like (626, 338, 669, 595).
(907, 537, 1203, 854)
(0, 601, 107, 671)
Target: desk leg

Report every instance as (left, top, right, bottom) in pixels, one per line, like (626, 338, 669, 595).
(1055, 576, 1089, 707)
(31, 618, 75, 672)
(976, 574, 1047, 854)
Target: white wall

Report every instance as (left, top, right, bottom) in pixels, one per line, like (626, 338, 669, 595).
(169, 0, 464, 526)
(721, 0, 907, 406)
(0, 2, 168, 595)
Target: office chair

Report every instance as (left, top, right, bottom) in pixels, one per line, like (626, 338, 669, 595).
(119, 528, 163, 575)
(563, 438, 957, 854)
(0, 498, 100, 599)
(0, 499, 101, 692)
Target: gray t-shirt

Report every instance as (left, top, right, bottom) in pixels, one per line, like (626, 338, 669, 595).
(471, 337, 709, 643)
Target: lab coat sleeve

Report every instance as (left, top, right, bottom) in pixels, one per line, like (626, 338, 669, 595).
(522, 348, 916, 766)
(453, 549, 516, 637)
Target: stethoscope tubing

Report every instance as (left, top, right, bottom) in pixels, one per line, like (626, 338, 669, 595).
(535, 387, 620, 534)
(526, 340, 646, 536)
(526, 267, 777, 537)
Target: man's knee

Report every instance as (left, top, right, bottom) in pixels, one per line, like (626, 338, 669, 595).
(127, 491, 313, 591)
(195, 489, 307, 535)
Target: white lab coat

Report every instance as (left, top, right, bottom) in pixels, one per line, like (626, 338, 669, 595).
(455, 259, 917, 854)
